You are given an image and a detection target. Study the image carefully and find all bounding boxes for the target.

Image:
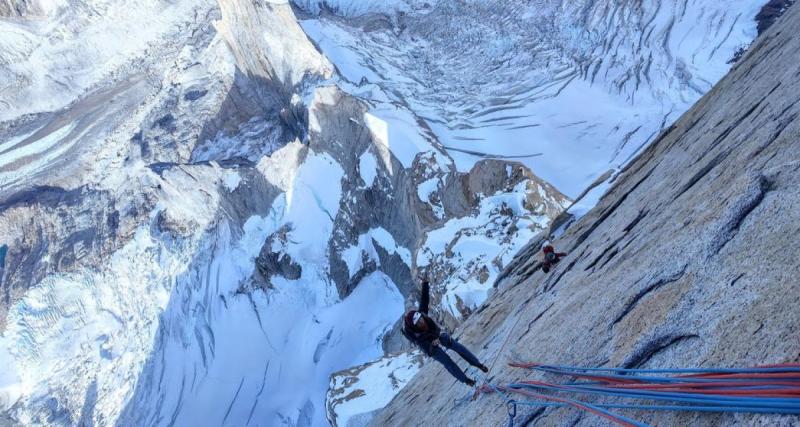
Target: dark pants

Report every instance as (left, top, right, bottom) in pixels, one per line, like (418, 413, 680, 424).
(430, 332, 483, 384)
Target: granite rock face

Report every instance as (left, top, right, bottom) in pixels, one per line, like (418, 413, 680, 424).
(372, 5, 800, 426)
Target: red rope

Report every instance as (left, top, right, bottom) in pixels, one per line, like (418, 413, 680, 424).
(490, 362, 800, 423)
(481, 385, 641, 427)
(605, 380, 800, 391)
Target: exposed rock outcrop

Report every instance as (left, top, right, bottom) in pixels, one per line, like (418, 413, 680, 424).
(254, 224, 303, 286)
(756, 0, 795, 33)
(326, 352, 425, 427)
(0, 0, 43, 17)
(373, 5, 800, 426)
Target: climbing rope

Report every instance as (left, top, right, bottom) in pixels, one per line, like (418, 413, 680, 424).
(506, 400, 516, 427)
(474, 362, 800, 426)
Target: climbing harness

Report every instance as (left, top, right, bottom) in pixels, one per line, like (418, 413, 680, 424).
(474, 362, 800, 426)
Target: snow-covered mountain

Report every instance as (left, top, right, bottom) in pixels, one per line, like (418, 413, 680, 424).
(0, 0, 774, 426)
(296, 0, 765, 197)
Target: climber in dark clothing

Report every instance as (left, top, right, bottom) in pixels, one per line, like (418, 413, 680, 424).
(402, 280, 488, 386)
(541, 243, 567, 273)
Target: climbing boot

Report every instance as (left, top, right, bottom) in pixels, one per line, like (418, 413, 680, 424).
(479, 364, 489, 373)
(465, 378, 477, 387)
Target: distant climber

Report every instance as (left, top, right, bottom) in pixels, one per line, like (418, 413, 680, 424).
(541, 242, 567, 273)
(402, 279, 488, 386)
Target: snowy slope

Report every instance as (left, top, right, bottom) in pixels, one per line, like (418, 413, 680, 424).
(0, 0, 216, 121)
(298, 0, 764, 197)
(326, 351, 424, 427)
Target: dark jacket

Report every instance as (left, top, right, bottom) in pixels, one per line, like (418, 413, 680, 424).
(402, 281, 442, 355)
(542, 247, 567, 273)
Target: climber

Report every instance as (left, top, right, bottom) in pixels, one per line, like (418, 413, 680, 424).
(402, 279, 488, 386)
(541, 242, 567, 273)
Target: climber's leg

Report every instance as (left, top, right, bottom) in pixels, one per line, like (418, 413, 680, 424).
(439, 332, 485, 370)
(430, 345, 473, 385)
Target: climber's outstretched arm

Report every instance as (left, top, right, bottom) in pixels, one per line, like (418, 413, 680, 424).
(419, 280, 430, 314)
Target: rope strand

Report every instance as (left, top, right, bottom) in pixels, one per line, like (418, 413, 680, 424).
(473, 362, 800, 426)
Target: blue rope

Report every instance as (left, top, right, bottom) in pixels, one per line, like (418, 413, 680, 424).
(453, 392, 474, 408)
(511, 399, 800, 415)
(508, 383, 800, 410)
(506, 400, 516, 427)
(530, 365, 800, 384)
(531, 393, 650, 427)
(523, 381, 800, 404)
(512, 381, 790, 403)
(482, 380, 648, 427)
(479, 363, 800, 425)
(525, 363, 800, 375)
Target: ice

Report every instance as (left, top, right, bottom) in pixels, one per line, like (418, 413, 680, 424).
(0, 0, 215, 121)
(342, 228, 412, 278)
(0, 121, 77, 168)
(0, 121, 93, 188)
(327, 351, 423, 427)
(278, 149, 344, 264)
(0, 341, 21, 411)
(222, 170, 242, 192)
(358, 150, 379, 188)
(136, 237, 404, 427)
(0, 125, 45, 154)
(416, 178, 439, 203)
(0, 159, 402, 425)
(364, 104, 435, 169)
(300, 0, 764, 198)
(426, 77, 664, 197)
(301, 20, 383, 84)
(119, 145, 401, 425)
(369, 228, 411, 266)
(0, 226, 190, 421)
(293, 0, 410, 16)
